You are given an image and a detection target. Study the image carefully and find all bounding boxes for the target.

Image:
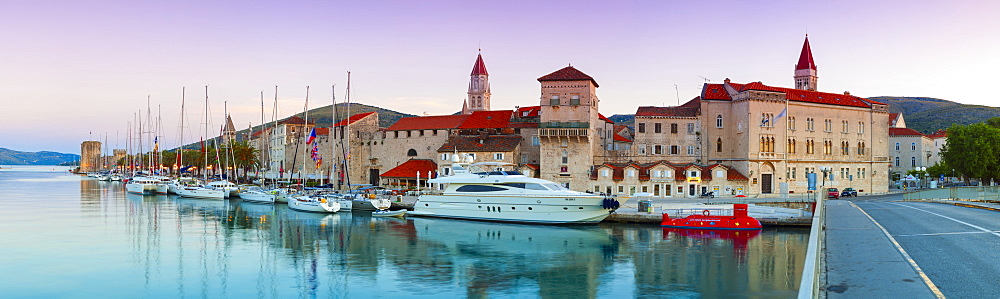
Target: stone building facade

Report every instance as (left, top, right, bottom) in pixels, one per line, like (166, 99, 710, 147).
(80, 141, 101, 172)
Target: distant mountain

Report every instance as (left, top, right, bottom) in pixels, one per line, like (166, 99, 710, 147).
(0, 148, 79, 165)
(608, 114, 635, 126)
(870, 97, 1000, 133)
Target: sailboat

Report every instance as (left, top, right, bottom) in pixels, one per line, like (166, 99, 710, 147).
(175, 86, 226, 200)
(287, 86, 340, 213)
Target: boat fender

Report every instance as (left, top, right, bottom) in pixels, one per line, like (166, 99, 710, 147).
(612, 200, 620, 209)
(702, 209, 710, 216)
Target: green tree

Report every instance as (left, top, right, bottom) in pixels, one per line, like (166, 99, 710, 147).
(940, 122, 1000, 183)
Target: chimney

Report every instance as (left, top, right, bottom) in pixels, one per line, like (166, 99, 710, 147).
(724, 78, 730, 84)
(844, 91, 851, 96)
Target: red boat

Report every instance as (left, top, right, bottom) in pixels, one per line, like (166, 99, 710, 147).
(660, 204, 762, 230)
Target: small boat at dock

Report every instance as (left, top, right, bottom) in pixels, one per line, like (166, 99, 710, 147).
(660, 204, 762, 230)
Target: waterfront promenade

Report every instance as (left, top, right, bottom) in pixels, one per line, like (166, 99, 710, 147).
(823, 193, 1000, 298)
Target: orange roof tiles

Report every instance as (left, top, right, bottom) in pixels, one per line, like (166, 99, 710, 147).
(333, 111, 376, 127)
(515, 106, 540, 118)
(386, 115, 469, 131)
(598, 113, 614, 124)
(315, 127, 330, 136)
(889, 127, 925, 136)
(537, 66, 599, 87)
(458, 110, 512, 129)
(927, 129, 948, 139)
(701, 81, 873, 108)
(278, 116, 314, 125)
(636, 98, 701, 117)
(381, 159, 437, 179)
(888, 113, 900, 126)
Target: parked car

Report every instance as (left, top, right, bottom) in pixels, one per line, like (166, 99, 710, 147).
(827, 188, 840, 199)
(841, 188, 858, 197)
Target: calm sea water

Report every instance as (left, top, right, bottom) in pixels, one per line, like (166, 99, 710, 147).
(0, 166, 807, 298)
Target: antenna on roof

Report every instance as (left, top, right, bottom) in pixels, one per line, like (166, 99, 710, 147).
(698, 76, 710, 83)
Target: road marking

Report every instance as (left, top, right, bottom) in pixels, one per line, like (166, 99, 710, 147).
(890, 202, 1000, 238)
(895, 231, 1000, 237)
(851, 201, 946, 299)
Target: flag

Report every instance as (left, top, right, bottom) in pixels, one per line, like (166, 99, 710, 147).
(153, 136, 159, 152)
(315, 158, 322, 169)
(200, 137, 205, 153)
(306, 128, 317, 144)
(775, 107, 787, 120)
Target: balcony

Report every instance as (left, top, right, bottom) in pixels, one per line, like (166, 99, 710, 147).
(539, 128, 590, 138)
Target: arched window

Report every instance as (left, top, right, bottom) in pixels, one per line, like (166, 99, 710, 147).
(911, 157, 917, 167)
(716, 115, 723, 128)
(716, 138, 723, 152)
(406, 149, 417, 157)
(895, 157, 900, 167)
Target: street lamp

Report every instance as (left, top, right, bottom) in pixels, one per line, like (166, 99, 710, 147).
(915, 166, 926, 189)
(819, 166, 832, 189)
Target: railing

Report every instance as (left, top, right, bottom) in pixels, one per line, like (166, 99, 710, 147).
(538, 128, 590, 137)
(903, 186, 1000, 201)
(798, 190, 825, 298)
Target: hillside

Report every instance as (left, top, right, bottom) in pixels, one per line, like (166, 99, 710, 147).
(0, 148, 79, 165)
(871, 97, 1000, 133)
(179, 103, 416, 150)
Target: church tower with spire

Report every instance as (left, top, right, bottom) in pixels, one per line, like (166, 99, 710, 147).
(794, 35, 818, 91)
(465, 52, 491, 114)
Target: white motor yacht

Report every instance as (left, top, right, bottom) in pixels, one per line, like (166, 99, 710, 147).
(175, 184, 226, 200)
(287, 195, 341, 213)
(410, 155, 621, 224)
(125, 176, 161, 195)
(239, 186, 277, 204)
(206, 180, 240, 198)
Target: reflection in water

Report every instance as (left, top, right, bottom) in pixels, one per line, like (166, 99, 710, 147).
(1, 171, 809, 297)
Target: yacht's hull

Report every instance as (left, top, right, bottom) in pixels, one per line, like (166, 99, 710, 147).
(125, 183, 158, 195)
(240, 190, 276, 204)
(412, 194, 613, 224)
(175, 186, 226, 200)
(287, 197, 341, 213)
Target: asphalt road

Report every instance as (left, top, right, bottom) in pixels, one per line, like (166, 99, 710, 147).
(851, 195, 1000, 298)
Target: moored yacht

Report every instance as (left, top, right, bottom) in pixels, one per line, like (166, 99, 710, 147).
(206, 180, 239, 198)
(411, 155, 620, 224)
(287, 195, 341, 213)
(125, 176, 161, 195)
(175, 184, 227, 200)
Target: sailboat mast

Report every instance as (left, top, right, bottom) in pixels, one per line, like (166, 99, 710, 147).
(204, 86, 209, 182)
(302, 86, 310, 183)
(178, 87, 185, 176)
(344, 71, 353, 188)
(272, 86, 279, 182)
(331, 84, 337, 189)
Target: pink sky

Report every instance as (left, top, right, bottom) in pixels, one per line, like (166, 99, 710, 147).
(3, 0, 998, 154)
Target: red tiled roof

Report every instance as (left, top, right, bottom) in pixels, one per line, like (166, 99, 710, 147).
(927, 129, 948, 139)
(702, 81, 872, 108)
(333, 111, 376, 127)
(727, 168, 749, 181)
(437, 135, 521, 152)
(386, 114, 469, 131)
(598, 113, 613, 124)
(889, 127, 924, 136)
(524, 164, 539, 170)
(636, 98, 701, 117)
(471, 53, 488, 75)
(887, 113, 900, 126)
(315, 127, 330, 136)
(278, 116, 314, 125)
(537, 66, 599, 87)
(381, 159, 438, 179)
(250, 127, 272, 138)
(796, 36, 817, 71)
(614, 132, 632, 143)
(515, 106, 541, 118)
(458, 110, 512, 129)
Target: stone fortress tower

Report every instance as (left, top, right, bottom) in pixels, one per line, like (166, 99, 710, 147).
(80, 141, 101, 172)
